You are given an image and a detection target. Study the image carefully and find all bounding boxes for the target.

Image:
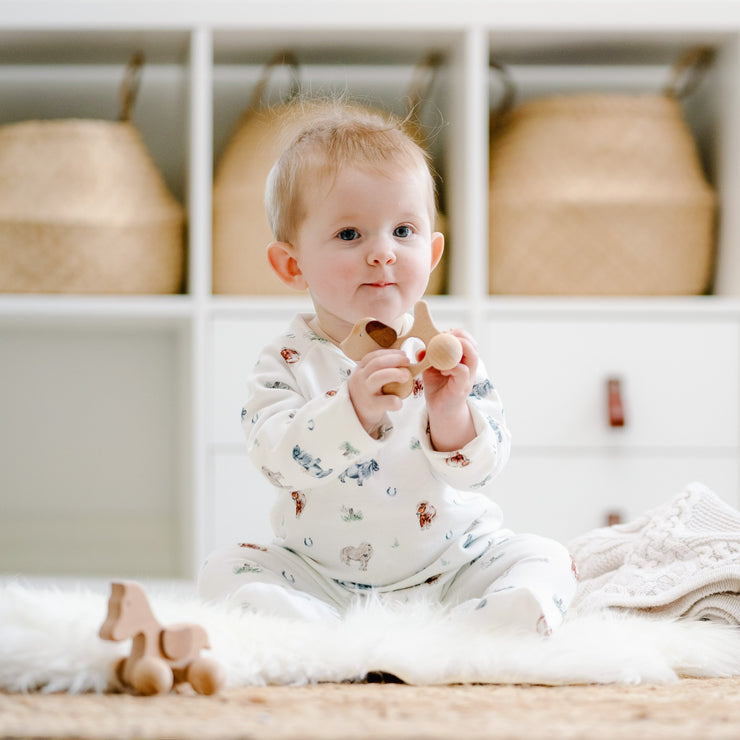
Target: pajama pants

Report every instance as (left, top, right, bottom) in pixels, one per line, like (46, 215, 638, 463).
(198, 532, 578, 634)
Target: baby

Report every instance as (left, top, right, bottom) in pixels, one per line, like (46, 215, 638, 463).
(198, 102, 577, 634)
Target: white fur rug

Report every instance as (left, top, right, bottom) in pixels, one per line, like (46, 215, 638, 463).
(2, 580, 740, 693)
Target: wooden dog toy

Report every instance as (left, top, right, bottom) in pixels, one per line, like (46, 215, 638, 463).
(99, 580, 225, 696)
(340, 300, 463, 398)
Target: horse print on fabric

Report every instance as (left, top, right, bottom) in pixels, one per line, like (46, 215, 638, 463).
(340, 542, 374, 571)
(338, 459, 379, 486)
(416, 502, 437, 529)
(292, 445, 333, 478)
(291, 491, 306, 517)
(280, 347, 300, 364)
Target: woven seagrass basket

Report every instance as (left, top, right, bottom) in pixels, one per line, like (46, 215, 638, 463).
(212, 52, 447, 295)
(488, 48, 717, 296)
(0, 54, 184, 294)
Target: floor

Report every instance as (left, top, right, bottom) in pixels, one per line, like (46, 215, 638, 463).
(3, 677, 740, 739)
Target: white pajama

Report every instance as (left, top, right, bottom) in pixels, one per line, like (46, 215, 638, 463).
(198, 313, 578, 632)
(199, 531, 577, 633)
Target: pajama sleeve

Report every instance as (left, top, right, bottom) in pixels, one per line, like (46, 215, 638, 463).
(418, 367, 511, 492)
(242, 340, 383, 491)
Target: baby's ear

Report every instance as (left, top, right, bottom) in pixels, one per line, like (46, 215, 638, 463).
(430, 232, 445, 272)
(266, 242, 308, 291)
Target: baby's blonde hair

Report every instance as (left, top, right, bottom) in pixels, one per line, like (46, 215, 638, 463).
(265, 101, 437, 243)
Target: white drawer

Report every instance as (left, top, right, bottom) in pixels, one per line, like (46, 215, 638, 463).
(209, 316, 292, 446)
(490, 452, 739, 545)
(484, 319, 739, 449)
(207, 451, 276, 553)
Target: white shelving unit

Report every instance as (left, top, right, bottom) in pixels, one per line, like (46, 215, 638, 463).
(1, 1, 739, 580)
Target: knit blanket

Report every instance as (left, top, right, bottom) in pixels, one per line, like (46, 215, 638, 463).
(569, 482, 740, 624)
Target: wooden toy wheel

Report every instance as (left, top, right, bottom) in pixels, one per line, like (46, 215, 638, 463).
(187, 656, 226, 695)
(113, 656, 128, 685)
(131, 656, 173, 695)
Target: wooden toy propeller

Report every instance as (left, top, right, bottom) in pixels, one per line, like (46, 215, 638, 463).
(340, 300, 463, 398)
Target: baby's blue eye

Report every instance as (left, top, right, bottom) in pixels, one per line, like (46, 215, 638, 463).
(338, 228, 360, 241)
(394, 226, 412, 238)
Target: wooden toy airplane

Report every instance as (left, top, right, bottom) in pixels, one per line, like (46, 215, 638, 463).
(340, 300, 463, 398)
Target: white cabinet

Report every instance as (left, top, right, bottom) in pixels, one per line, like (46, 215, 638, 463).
(483, 307, 740, 541)
(1, 1, 739, 578)
(0, 322, 188, 576)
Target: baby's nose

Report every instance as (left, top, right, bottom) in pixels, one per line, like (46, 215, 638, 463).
(367, 237, 397, 265)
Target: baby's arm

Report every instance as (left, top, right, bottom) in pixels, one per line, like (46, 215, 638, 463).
(420, 330, 511, 491)
(243, 347, 382, 491)
(422, 329, 478, 451)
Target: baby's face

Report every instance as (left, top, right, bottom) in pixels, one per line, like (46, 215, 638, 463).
(292, 163, 443, 340)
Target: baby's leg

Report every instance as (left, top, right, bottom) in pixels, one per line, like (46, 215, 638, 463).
(198, 542, 347, 623)
(443, 533, 578, 634)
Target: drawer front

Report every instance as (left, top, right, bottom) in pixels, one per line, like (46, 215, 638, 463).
(209, 317, 291, 446)
(489, 453, 739, 545)
(208, 451, 276, 553)
(484, 319, 739, 449)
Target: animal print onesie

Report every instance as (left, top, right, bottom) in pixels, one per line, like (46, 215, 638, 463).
(198, 313, 578, 633)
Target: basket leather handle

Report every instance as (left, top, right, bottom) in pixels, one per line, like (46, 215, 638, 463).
(119, 52, 145, 122)
(248, 50, 442, 118)
(248, 51, 301, 111)
(607, 377, 625, 428)
(664, 46, 715, 99)
(488, 57, 517, 125)
(488, 45, 715, 123)
(406, 51, 443, 121)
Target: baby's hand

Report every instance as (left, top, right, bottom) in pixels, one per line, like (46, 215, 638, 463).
(348, 349, 411, 436)
(423, 329, 479, 451)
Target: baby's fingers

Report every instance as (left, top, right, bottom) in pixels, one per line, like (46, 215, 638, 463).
(374, 366, 412, 391)
(447, 327, 477, 348)
(449, 333, 479, 376)
(357, 349, 410, 372)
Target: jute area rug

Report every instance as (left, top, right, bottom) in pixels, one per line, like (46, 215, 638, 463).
(3, 677, 740, 740)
